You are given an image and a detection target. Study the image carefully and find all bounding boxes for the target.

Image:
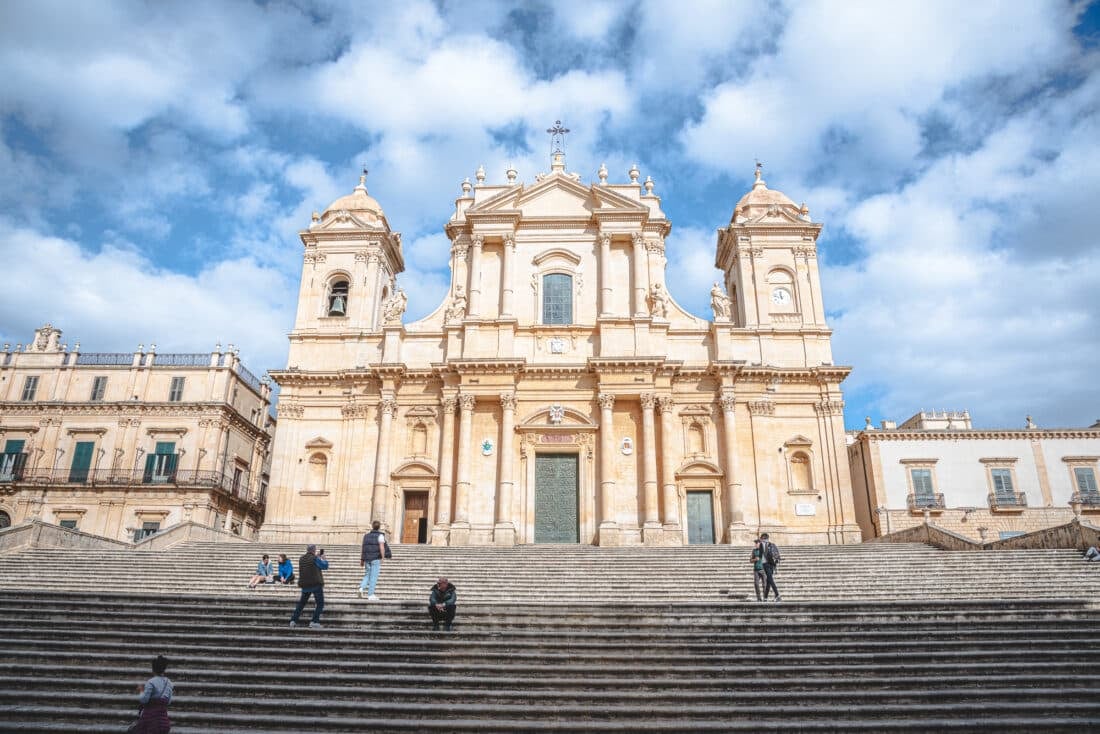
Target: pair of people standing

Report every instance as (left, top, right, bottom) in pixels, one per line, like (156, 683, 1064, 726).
(751, 533, 782, 602)
(358, 520, 390, 600)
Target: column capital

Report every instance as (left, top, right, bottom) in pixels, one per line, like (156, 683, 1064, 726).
(640, 392, 657, 410)
(631, 231, 645, 247)
(656, 395, 675, 414)
(500, 392, 517, 410)
(597, 392, 616, 410)
(503, 233, 516, 248)
(440, 396, 458, 414)
(719, 392, 737, 412)
(598, 231, 612, 247)
(459, 393, 476, 412)
(378, 397, 398, 416)
(471, 234, 484, 248)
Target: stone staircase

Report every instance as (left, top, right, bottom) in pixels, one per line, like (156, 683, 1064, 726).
(0, 542, 1098, 731)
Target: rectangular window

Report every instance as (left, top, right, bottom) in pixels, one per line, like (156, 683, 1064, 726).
(20, 376, 39, 401)
(0, 439, 26, 483)
(910, 468, 934, 501)
(134, 521, 161, 542)
(59, 519, 78, 530)
(232, 466, 244, 494)
(168, 376, 185, 402)
(542, 273, 573, 325)
(69, 441, 94, 483)
(991, 468, 1015, 499)
(143, 442, 177, 484)
(1075, 467, 1099, 501)
(90, 376, 107, 402)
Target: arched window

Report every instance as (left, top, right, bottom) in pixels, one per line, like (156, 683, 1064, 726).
(766, 269, 796, 311)
(0, 510, 10, 529)
(327, 279, 349, 316)
(307, 453, 328, 493)
(542, 273, 572, 325)
(790, 451, 812, 490)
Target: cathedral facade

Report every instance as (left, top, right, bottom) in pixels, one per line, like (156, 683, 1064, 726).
(261, 153, 861, 546)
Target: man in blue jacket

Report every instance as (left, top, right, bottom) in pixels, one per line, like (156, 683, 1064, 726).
(428, 577, 457, 631)
(290, 545, 329, 628)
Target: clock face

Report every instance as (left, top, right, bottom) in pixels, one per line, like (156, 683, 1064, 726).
(771, 287, 792, 306)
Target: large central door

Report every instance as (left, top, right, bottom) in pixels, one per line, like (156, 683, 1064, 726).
(534, 454, 579, 543)
(401, 491, 429, 544)
(686, 490, 716, 545)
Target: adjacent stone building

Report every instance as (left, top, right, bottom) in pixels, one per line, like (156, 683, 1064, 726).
(261, 155, 861, 546)
(0, 324, 274, 540)
(848, 410, 1100, 542)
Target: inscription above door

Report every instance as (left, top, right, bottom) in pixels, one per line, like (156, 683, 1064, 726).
(535, 454, 579, 543)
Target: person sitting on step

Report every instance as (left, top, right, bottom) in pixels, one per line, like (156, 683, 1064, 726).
(276, 553, 295, 584)
(1085, 545, 1100, 561)
(428, 577, 457, 631)
(248, 554, 274, 589)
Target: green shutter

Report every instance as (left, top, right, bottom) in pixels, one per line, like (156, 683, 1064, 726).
(69, 442, 94, 483)
(143, 454, 156, 483)
(155, 442, 175, 455)
(4, 440, 25, 454)
(165, 453, 179, 481)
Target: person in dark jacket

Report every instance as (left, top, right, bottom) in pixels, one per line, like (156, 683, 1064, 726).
(290, 545, 329, 628)
(759, 532, 782, 602)
(276, 553, 294, 584)
(750, 539, 767, 602)
(428, 577, 457, 631)
(132, 654, 173, 733)
(357, 520, 388, 601)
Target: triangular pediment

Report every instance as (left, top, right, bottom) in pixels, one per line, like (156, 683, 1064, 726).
(471, 174, 647, 220)
(304, 436, 334, 450)
(784, 434, 813, 447)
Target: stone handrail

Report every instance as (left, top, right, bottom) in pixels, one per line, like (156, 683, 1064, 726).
(0, 520, 132, 554)
(867, 522, 982, 550)
(985, 518, 1100, 551)
(132, 521, 253, 551)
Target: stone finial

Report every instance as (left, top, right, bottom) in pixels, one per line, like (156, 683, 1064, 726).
(311, 211, 320, 223)
(461, 177, 472, 196)
(597, 162, 608, 185)
(1026, 415, 1037, 429)
(215, 342, 222, 352)
(799, 202, 810, 219)
(475, 164, 486, 184)
(506, 163, 517, 184)
(628, 163, 640, 183)
(137, 343, 144, 353)
(73, 342, 80, 352)
(149, 343, 156, 352)
(356, 168, 368, 191)
(643, 176, 654, 195)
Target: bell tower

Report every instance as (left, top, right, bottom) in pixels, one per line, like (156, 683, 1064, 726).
(288, 172, 404, 368)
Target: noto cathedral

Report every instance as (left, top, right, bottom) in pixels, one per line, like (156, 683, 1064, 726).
(261, 143, 860, 547)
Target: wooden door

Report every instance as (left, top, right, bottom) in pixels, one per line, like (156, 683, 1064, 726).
(686, 490, 715, 545)
(402, 492, 429, 544)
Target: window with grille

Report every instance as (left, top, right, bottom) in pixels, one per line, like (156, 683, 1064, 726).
(143, 442, 177, 484)
(910, 468, 934, 502)
(20, 376, 39, 401)
(991, 468, 1015, 500)
(542, 273, 572, 325)
(90, 376, 107, 402)
(168, 376, 185, 402)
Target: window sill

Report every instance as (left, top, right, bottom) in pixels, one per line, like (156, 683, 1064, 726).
(298, 490, 330, 496)
(787, 488, 819, 497)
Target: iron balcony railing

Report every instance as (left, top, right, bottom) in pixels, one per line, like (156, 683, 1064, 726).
(4, 467, 258, 501)
(235, 363, 263, 394)
(155, 353, 210, 367)
(1071, 490, 1100, 507)
(989, 491, 1028, 510)
(907, 492, 946, 511)
(75, 352, 133, 366)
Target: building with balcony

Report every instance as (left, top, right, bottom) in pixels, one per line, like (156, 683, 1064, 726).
(0, 324, 275, 540)
(848, 410, 1100, 542)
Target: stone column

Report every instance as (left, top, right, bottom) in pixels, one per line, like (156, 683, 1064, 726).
(450, 393, 476, 545)
(657, 395, 681, 530)
(631, 232, 648, 316)
(362, 253, 381, 330)
(720, 391, 753, 544)
(598, 232, 613, 316)
(467, 235, 484, 317)
(500, 234, 516, 318)
(371, 397, 397, 529)
(495, 391, 517, 545)
(432, 396, 457, 544)
(640, 392, 661, 541)
(597, 392, 620, 545)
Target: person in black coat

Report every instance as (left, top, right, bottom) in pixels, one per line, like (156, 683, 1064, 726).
(428, 577, 457, 631)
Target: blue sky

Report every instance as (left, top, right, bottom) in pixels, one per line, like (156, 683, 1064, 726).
(1, 0, 1098, 431)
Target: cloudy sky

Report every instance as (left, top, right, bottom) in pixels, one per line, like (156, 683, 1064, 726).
(1, 0, 1098, 430)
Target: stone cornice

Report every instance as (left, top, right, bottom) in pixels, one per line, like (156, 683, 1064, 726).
(861, 428, 1100, 441)
(739, 366, 853, 385)
(0, 401, 269, 440)
(587, 357, 667, 373)
(450, 359, 526, 375)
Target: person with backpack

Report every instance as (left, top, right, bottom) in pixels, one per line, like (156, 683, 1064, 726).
(750, 538, 768, 602)
(357, 520, 390, 601)
(759, 532, 782, 602)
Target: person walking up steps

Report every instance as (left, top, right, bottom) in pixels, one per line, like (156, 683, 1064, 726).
(751, 538, 768, 602)
(357, 520, 389, 600)
(290, 545, 328, 628)
(759, 532, 782, 602)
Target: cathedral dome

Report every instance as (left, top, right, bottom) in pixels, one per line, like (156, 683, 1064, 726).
(319, 173, 386, 226)
(731, 166, 804, 223)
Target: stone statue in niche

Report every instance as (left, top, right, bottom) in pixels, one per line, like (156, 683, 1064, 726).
(710, 282, 732, 321)
(381, 288, 407, 324)
(445, 286, 467, 323)
(648, 283, 669, 318)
